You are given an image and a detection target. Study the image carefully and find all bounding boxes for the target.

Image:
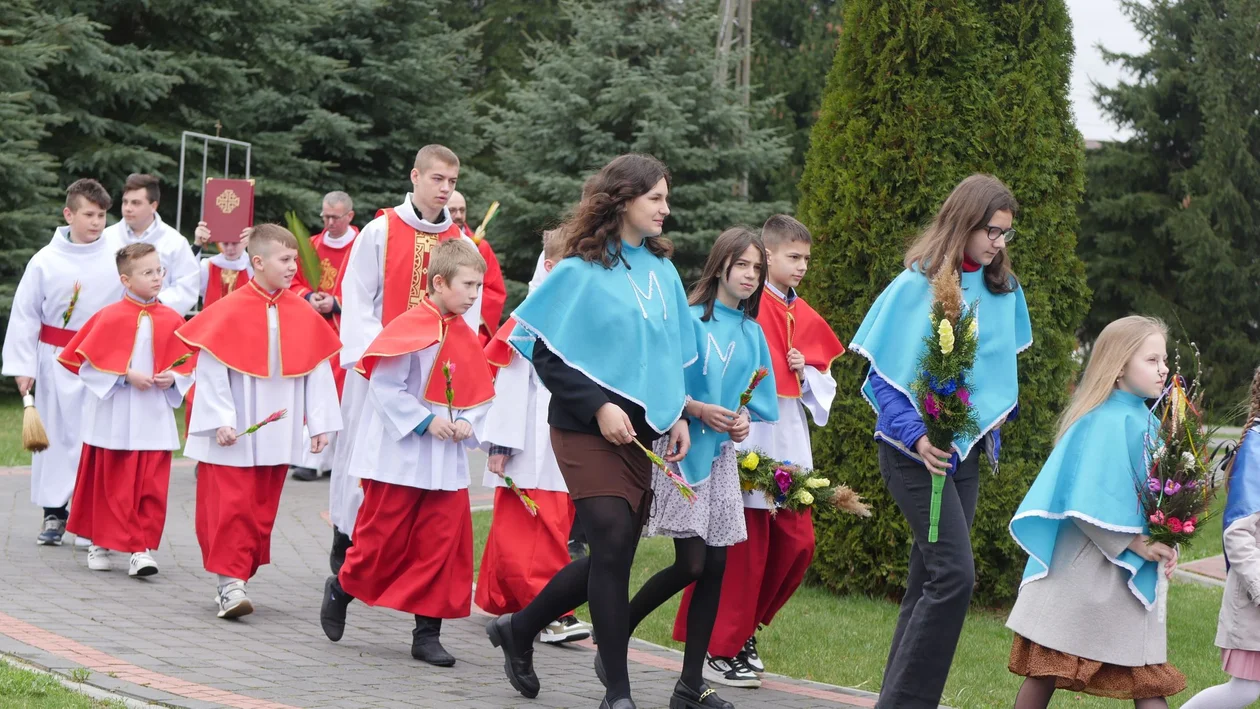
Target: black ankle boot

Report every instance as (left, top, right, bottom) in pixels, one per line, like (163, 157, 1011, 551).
(669, 679, 734, 709)
(486, 613, 540, 698)
(329, 527, 352, 576)
(412, 615, 455, 667)
(320, 576, 353, 642)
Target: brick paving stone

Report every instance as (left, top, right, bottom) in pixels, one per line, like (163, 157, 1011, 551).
(0, 459, 877, 708)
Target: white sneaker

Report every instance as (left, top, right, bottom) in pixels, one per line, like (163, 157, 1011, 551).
(538, 615, 593, 644)
(215, 582, 254, 619)
(86, 545, 112, 571)
(128, 551, 159, 577)
(74, 535, 92, 549)
(703, 654, 761, 688)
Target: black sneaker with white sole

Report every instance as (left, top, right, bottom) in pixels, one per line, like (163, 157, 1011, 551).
(702, 654, 761, 688)
(740, 634, 765, 673)
(538, 614, 592, 644)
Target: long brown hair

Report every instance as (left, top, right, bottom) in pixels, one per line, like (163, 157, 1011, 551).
(688, 227, 767, 321)
(559, 154, 674, 268)
(904, 174, 1018, 294)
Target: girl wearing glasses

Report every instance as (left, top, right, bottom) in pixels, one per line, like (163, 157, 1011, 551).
(850, 174, 1032, 709)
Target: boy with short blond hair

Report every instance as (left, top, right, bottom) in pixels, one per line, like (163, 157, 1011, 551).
(3, 179, 123, 545)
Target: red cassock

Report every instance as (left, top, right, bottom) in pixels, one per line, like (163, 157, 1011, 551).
(757, 290, 845, 398)
(58, 296, 193, 554)
(673, 509, 816, 658)
(177, 281, 341, 580)
(204, 263, 249, 308)
(290, 227, 358, 397)
(475, 488, 575, 615)
(459, 223, 507, 346)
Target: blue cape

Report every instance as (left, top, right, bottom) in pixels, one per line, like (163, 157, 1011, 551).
(1224, 424, 1260, 569)
(1009, 390, 1159, 609)
(509, 241, 698, 434)
(680, 301, 779, 484)
(850, 266, 1032, 459)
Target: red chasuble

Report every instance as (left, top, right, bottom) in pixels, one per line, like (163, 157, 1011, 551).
(176, 280, 341, 377)
(483, 317, 518, 370)
(58, 295, 195, 376)
(379, 208, 465, 325)
(356, 298, 495, 409)
(461, 224, 508, 344)
(757, 291, 845, 398)
(289, 226, 359, 333)
(204, 263, 249, 308)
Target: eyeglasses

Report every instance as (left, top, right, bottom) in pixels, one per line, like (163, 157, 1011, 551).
(983, 225, 1017, 243)
(137, 267, 167, 279)
(321, 213, 349, 221)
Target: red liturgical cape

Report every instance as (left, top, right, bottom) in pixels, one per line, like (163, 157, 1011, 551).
(356, 298, 495, 409)
(757, 291, 845, 398)
(204, 263, 249, 308)
(58, 295, 195, 376)
(461, 224, 508, 343)
(379, 208, 464, 325)
(483, 317, 518, 369)
(176, 280, 341, 378)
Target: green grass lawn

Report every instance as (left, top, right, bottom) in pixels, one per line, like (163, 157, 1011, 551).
(0, 395, 187, 466)
(473, 509, 1232, 709)
(0, 660, 126, 709)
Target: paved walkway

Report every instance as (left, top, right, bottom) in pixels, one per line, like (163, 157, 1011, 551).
(0, 459, 878, 708)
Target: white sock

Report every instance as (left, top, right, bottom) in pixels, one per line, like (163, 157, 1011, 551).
(1181, 677, 1260, 709)
(216, 574, 244, 589)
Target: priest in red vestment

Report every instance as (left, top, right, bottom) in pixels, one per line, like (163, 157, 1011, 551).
(448, 190, 506, 345)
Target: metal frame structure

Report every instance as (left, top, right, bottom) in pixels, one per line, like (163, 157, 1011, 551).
(175, 131, 252, 233)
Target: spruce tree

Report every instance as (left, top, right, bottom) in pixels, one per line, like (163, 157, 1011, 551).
(797, 0, 1090, 605)
(483, 0, 791, 286)
(1079, 0, 1260, 407)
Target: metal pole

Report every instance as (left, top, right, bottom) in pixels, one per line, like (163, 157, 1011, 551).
(200, 139, 210, 223)
(176, 133, 187, 233)
(245, 147, 251, 180)
(224, 144, 231, 177)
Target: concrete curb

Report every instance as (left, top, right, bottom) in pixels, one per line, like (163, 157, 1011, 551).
(1, 651, 169, 708)
(1175, 568, 1226, 588)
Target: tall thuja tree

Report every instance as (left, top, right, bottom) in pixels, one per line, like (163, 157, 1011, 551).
(305, 0, 484, 225)
(797, 0, 1089, 605)
(484, 0, 791, 289)
(751, 0, 844, 205)
(1080, 0, 1260, 406)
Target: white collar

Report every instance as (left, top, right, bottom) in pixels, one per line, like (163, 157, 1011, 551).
(321, 226, 358, 249)
(208, 252, 251, 271)
(396, 193, 453, 233)
(51, 226, 109, 254)
(124, 213, 164, 242)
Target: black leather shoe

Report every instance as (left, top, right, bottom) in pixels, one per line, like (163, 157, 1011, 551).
(319, 576, 352, 642)
(289, 466, 320, 481)
(486, 614, 540, 698)
(329, 527, 352, 576)
(599, 697, 637, 709)
(412, 616, 456, 667)
(594, 650, 607, 687)
(670, 679, 734, 709)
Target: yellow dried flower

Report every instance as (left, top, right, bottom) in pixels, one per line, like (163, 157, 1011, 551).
(805, 477, 831, 489)
(741, 452, 760, 470)
(796, 490, 815, 506)
(938, 319, 955, 355)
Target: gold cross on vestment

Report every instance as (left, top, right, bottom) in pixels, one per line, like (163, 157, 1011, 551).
(407, 231, 441, 310)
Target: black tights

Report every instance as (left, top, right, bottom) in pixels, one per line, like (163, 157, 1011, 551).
(510, 496, 642, 701)
(1014, 677, 1169, 709)
(627, 536, 727, 688)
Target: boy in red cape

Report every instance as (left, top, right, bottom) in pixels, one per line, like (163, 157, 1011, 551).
(675, 214, 845, 688)
(178, 224, 343, 620)
(475, 232, 592, 644)
(60, 243, 195, 577)
(320, 239, 494, 667)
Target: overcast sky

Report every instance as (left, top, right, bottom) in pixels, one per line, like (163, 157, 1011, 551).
(1067, 0, 1149, 141)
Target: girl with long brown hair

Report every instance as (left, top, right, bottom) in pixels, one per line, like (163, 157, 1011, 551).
(850, 174, 1033, 708)
(486, 154, 697, 709)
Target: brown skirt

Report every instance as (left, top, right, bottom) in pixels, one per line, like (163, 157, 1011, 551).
(550, 427, 654, 525)
(1008, 635, 1186, 700)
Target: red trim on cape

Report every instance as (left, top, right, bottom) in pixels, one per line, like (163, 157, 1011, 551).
(176, 280, 341, 378)
(355, 298, 496, 409)
(58, 296, 194, 376)
(475, 238, 506, 343)
(757, 291, 845, 398)
(379, 208, 464, 325)
(484, 317, 518, 369)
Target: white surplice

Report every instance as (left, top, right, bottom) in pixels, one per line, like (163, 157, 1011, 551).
(349, 346, 489, 491)
(2, 228, 122, 507)
(102, 214, 200, 315)
(735, 365, 836, 510)
(183, 307, 342, 466)
(331, 194, 483, 533)
(79, 304, 192, 451)
(198, 253, 253, 300)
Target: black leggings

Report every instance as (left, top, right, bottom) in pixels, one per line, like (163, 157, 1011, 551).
(628, 536, 727, 688)
(510, 496, 643, 701)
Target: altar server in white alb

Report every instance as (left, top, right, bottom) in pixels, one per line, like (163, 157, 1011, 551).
(178, 224, 343, 620)
(3, 179, 123, 546)
(327, 144, 481, 574)
(476, 236, 592, 644)
(102, 174, 200, 315)
(59, 243, 195, 577)
(194, 221, 253, 307)
(321, 239, 493, 667)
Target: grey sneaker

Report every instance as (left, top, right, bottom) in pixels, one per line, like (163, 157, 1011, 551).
(36, 516, 65, 546)
(215, 582, 254, 619)
(538, 614, 592, 644)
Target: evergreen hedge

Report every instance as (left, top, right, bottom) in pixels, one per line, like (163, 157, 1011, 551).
(796, 0, 1090, 606)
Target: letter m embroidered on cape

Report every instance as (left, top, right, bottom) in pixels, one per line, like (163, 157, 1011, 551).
(628, 270, 668, 320)
(703, 334, 736, 377)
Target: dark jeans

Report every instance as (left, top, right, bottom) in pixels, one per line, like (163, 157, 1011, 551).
(875, 442, 981, 709)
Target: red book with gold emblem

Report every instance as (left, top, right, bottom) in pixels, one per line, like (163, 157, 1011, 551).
(202, 178, 255, 243)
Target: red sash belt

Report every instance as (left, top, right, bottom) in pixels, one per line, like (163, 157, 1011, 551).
(39, 324, 77, 348)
